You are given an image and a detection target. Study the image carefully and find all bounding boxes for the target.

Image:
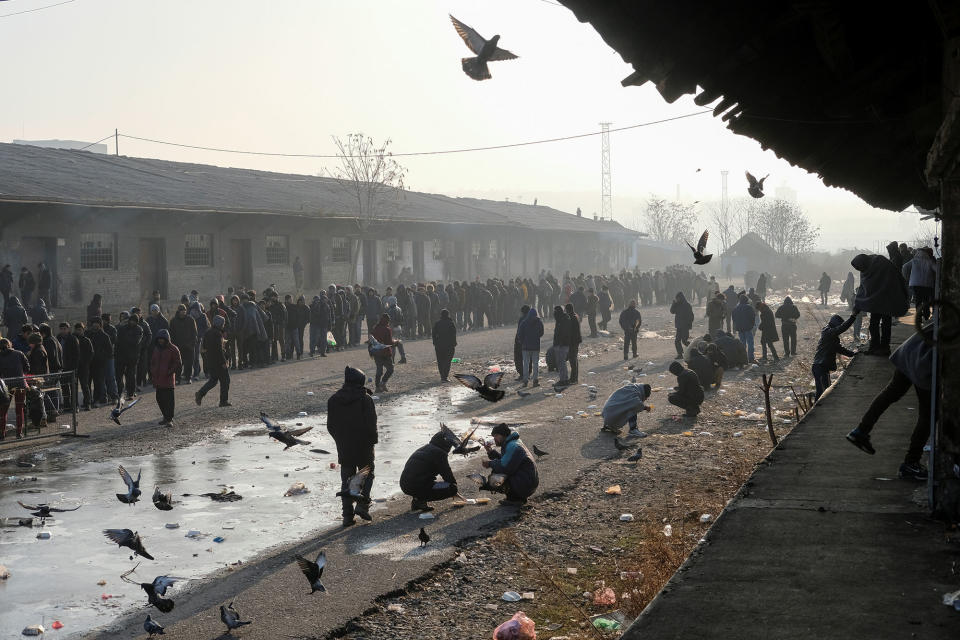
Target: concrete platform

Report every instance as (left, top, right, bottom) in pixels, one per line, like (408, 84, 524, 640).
(623, 326, 959, 639)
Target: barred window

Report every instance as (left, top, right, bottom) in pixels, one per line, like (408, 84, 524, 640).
(80, 232, 116, 270)
(471, 240, 481, 257)
(265, 235, 289, 265)
(385, 238, 401, 261)
(184, 233, 213, 267)
(331, 237, 351, 263)
(488, 239, 498, 259)
(432, 239, 443, 260)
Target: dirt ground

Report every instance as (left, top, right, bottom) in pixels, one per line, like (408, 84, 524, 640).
(0, 285, 851, 640)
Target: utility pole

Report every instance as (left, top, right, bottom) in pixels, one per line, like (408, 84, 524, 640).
(599, 122, 612, 221)
(115, 129, 119, 156)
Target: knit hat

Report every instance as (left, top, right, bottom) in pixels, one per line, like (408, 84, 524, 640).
(490, 423, 511, 438)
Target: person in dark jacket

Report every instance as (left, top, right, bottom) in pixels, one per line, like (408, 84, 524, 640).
(480, 423, 539, 505)
(309, 293, 331, 357)
(0, 337, 29, 439)
(818, 272, 832, 307)
(31, 298, 51, 325)
(704, 343, 728, 388)
(668, 360, 704, 417)
(705, 292, 726, 336)
(569, 286, 587, 325)
(37, 263, 51, 305)
(150, 329, 182, 426)
(432, 309, 457, 382)
(732, 295, 757, 362)
(811, 313, 857, 399)
(618, 300, 642, 360)
(564, 303, 582, 384)
(26, 333, 48, 376)
(132, 307, 152, 390)
(517, 308, 544, 387)
(852, 253, 910, 356)
(722, 285, 737, 333)
(670, 292, 694, 358)
(115, 314, 144, 400)
(38, 323, 62, 413)
(585, 288, 599, 338)
(196, 315, 230, 407)
(73, 323, 94, 410)
(168, 304, 198, 384)
(0, 265, 13, 308)
(774, 297, 800, 356)
(101, 313, 119, 401)
(414, 286, 431, 337)
(86, 317, 112, 406)
(327, 366, 377, 527)
(18, 267, 35, 307)
(756, 273, 767, 300)
(513, 305, 530, 377)
(714, 331, 747, 369)
(266, 292, 287, 362)
(552, 306, 572, 386)
(145, 304, 169, 381)
(286, 295, 309, 360)
(58, 322, 79, 410)
(845, 325, 934, 480)
(370, 314, 397, 392)
(756, 301, 780, 362)
(686, 345, 715, 390)
(598, 285, 613, 330)
(3, 297, 27, 336)
(400, 430, 459, 511)
(86, 293, 102, 324)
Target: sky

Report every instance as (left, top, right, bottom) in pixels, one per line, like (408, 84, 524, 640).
(0, 0, 936, 251)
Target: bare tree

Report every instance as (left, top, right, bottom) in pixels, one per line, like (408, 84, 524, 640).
(327, 133, 407, 282)
(704, 199, 734, 254)
(643, 196, 698, 244)
(755, 199, 820, 256)
(730, 197, 760, 241)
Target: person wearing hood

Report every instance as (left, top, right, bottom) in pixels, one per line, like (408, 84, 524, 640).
(756, 273, 767, 300)
(371, 313, 398, 392)
(714, 330, 748, 369)
(756, 301, 780, 362)
(775, 297, 801, 356)
(31, 298, 51, 325)
(196, 315, 230, 407)
(670, 292, 694, 359)
(169, 304, 198, 384)
(885, 240, 905, 272)
(818, 272, 832, 307)
(564, 302, 583, 384)
(309, 293, 331, 357)
(480, 423, 539, 506)
(598, 285, 613, 330)
(150, 329, 182, 427)
(585, 287, 599, 338)
(3, 297, 27, 336)
(189, 301, 209, 379)
(845, 325, 934, 480)
(132, 306, 153, 391)
(86, 293, 102, 324)
(400, 430, 459, 511)
(58, 322, 79, 409)
(241, 293, 268, 365)
(18, 267, 35, 307)
(811, 312, 858, 399)
(732, 294, 757, 362)
(327, 366, 377, 527)
(722, 285, 737, 333)
(72, 322, 94, 410)
(851, 253, 910, 356)
(552, 305, 572, 387)
(266, 292, 287, 363)
(145, 304, 169, 382)
(619, 299, 642, 360)
(517, 307, 544, 387)
(668, 360, 704, 417)
(432, 309, 457, 382)
(86, 317, 113, 406)
(0, 337, 29, 439)
(0, 264, 13, 308)
(906, 247, 937, 322)
(705, 291, 727, 337)
(101, 313, 119, 402)
(115, 313, 144, 400)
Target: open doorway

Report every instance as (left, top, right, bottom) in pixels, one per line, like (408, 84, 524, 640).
(138, 238, 167, 303)
(19, 236, 58, 307)
(229, 239, 253, 290)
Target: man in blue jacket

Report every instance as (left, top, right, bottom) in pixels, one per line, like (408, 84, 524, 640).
(517, 308, 544, 387)
(732, 294, 757, 363)
(481, 423, 539, 506)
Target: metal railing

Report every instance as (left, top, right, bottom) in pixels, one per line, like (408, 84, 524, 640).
(1, 370, 79, 442)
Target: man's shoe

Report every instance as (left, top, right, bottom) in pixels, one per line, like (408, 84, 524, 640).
(194, 391, 202, 406)
(627, 428, 647, 438)
(219, 402, 232, 407)
(399, 358, 407, 364)
(410, 498, 433, 512)
(531, 380, 540, 387)
(845, 428, 875, 455)
(157, 418, 167, 425)
(898, 462, 928, 481)
(520, 381, 528, 388)
(342, 516, 356, 528)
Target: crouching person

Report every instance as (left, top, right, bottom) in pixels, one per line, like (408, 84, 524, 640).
(400, 430, 459, 512)
(480, 423, 539, 506)
(668, 360, 704, 417)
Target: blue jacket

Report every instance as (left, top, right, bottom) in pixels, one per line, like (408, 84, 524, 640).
(488, 431, 539, 499)
(732, 301, 756, 333)
(516, 308, 544, 351)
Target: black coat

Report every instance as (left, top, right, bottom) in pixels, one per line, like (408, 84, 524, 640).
(202, 328, 228, 371)
(115, 323, 144, 362)
(687, 350, 714, 388)
(670, 294, 694, 331)
(76, 333, 94, 368)
(59, 333, 80, 372)
(552, 312, 572, 347)
(399, 434, 456, 495)
(86, 328, 113, 364)
(432, 317, 457, 350)
(675, 368, 704, 403)
(327, 378, 378, 464)
(42, 335, 62, 372)
(168, 314, 198, 351)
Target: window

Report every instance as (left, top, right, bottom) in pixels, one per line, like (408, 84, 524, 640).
(432, 239, 443, 260)
(385, 238, 401, 261)
(488, 239, 498, 259)
(184, 233, 213, 267)
(80, 232, 116, 270)
(331, 237, 351, 263)
(265, 235, 289, 265)
(471, 240, 481, 257)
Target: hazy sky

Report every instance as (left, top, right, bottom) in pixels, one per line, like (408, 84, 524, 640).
(0, 0, 935, 251)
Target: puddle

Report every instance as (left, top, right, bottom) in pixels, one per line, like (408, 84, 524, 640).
(0, 384, 511, 639)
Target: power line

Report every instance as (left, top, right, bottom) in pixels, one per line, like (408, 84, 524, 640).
(78, 133, 115, 151)
(0, 0, 76, 19)
(117, 111, 712, 159)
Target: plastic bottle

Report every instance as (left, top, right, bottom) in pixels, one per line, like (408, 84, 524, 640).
(663, 524, 673, 537)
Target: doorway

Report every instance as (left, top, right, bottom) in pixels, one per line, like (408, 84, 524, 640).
(362, 239, 377, 285)
(304, 239, 323, 290)
(138, 238, 167, 302)
(412, 240, 425, 282)
(19, 236, 58, 307)
(229, 239, 253, 290)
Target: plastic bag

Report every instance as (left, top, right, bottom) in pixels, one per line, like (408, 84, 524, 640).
(601, 384, 648, 429)
(545, 346, 556, 371)
(327, 331, 337, 347)
(493, 610, 536, 640)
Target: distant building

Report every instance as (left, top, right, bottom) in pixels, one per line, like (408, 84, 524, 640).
(721, 232, 780, 277)
(13, 139, 108, 154)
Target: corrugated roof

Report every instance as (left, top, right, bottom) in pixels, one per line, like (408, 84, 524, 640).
(0, 142, 634, 234)
(723, 232, 778, 258)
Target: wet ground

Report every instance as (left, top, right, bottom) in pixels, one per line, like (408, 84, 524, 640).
(0, 383, 508, 639)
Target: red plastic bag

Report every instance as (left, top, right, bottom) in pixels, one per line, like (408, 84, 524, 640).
(493, 610, 536, 640)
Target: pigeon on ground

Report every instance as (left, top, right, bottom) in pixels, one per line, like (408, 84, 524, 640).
(517, 389, 530, 398)
(467, 472, 487, 487)
(198, 489, 243, 502)
(294, 550, 327, 594)
(335, 466, 371, 499)
(116, 465, 142, 505)
(627, 448, 643, 462)
(454, 372, 506, 402)
(613, 438, 631, 452)
(110, 397, 140, 425)
(220, 602, 252, 631)
(449, 15, 518, 81)
(260, 412, 313, 450)
(746, 171, 768, 198)
(152, 486, 174, 511)
(309, 448, 331, 455)
(418, 527, 430, 547)
(440, 423, 480, 455)
(103, 528, 154, 560)
(122, 564, 185, 612)
(686, 230, 712, 265)
(143, 614, 165, 636)
(531, 445, 549, 459)
(17, 500, 80, 522)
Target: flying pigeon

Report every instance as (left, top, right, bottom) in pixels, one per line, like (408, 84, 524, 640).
(467, 472, 488, 487)
(686, 230, 712, 265)
(121, 564, 186, 612)
(260, 412, 313, 450)
(103, 528, 154, 560)
(17, 500, 80, 522)
(152, 486, 174, 511)
(454, 372, 506, 402)
(116, 465, 142, 505)
(143, 615, 165, 636)
(294, 550, 327, 594)
(746, 171, 768, 198)
(336, 466, 371, 499)
(110, 397, 140, 425)
(627, 448, 643, 462)
(449, 15, 518, 81)
(613, 438, 631, 452)
(220, 602, 252, 631)
(531, 445, 549, 459)
(418, 527, 430, 547)
(440, 423, 481, 455)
